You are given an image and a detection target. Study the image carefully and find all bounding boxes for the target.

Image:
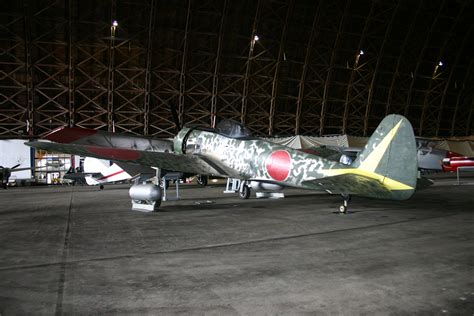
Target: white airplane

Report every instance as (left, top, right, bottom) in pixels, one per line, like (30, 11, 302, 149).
(64, 157, 133, 189)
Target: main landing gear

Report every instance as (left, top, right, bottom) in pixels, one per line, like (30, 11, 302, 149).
(239, 181, 251, 199)
(339, 194, 351, 214)
(197, 175, 208, 187)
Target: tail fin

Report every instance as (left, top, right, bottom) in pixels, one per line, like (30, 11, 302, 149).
(353, 114, 418, 200)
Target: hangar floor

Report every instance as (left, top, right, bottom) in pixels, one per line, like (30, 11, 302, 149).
(0, 176, 473, 314)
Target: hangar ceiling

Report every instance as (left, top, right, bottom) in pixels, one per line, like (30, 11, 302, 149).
(1, 0, 473, 139)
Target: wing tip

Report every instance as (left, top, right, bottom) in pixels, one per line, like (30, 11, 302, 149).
(43, 127, 97, 143)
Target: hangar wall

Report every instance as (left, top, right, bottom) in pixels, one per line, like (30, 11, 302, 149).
(0, 140, 32, 179)
(1, 0, 473, 139)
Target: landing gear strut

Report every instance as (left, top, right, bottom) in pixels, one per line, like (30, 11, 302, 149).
(339, 194, 351, 214)
(239, 181, 251, 199)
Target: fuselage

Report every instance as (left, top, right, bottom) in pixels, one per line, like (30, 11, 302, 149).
(174, 127, 346, 189)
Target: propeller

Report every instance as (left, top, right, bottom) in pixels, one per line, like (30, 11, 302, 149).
(11, 164, 21, 170)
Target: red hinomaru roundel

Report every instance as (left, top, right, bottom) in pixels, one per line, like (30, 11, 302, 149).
(265, 150, 291, 181)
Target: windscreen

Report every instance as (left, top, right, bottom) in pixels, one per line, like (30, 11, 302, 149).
(215, 119, 252, 139)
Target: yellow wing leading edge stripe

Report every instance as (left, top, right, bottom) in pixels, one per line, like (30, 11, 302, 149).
(321, 119, 413, 191)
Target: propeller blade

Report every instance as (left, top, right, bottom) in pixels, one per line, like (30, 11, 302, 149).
(11, 164, 21, 169)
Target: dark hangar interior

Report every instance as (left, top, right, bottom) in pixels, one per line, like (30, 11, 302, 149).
(1, 0, 473, 139)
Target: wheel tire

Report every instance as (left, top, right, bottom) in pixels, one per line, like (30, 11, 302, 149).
(153, 198, 162, 211)
(239, 185, 251, 199)
(153, 186, 163, 211)
(99, 184, 104, 190)
(339, 205, 347, 214)
(197, 175, 208, 186)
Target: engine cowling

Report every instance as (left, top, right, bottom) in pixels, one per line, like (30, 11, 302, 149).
(129, 184, 162, 201)
(250, 181, 284, 192)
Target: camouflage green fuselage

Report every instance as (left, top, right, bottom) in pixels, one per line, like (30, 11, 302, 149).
(174, 127, 344, 190)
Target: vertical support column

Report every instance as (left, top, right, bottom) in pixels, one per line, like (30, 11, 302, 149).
(466, 98, 474, 135)
(364, 2, 398, 136)
(107, 0, 117, 132)
(420, 4, 463, 136)
(342, 51, 361, 134)
(67, 0, 75, 127)
(295, 4, 320, 135)
(404, 2, 444, 120)
(241, 0, 260, 126)
(450, 60, 474, 136)
(436, 25, 472, 136)
(268, 0, 293, 136)
(23, 3, 34, 137)
(178, 0, 192, 126)
(385, 2, 422, 116)
(211, 0, 227, 128)
(342, 2, 375, 135)
(143, 0, 156, 136)
(320, 0, 351, 135)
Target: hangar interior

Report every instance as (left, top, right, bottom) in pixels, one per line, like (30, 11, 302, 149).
(1, 0, 473, 139)
(0, 0, 473, 314)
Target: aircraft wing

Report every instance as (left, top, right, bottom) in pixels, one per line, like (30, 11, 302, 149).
(302, 173, 393, 199)
(25, 141, 221, 176)
(10, 167, 34, 172)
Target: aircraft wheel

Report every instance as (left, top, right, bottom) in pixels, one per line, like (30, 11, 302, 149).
(153, 198, 162, 211)
(197, 175, 208, 186)
(99, 185, 104, 190)
(339, 205, 347, 214)
(239, 185, 251, 199)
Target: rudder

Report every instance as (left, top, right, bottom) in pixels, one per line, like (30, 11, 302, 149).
(353, 114, 417, 200)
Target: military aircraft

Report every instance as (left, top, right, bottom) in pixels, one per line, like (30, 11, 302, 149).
(25, 114, 418, 213)
(0, 164, 33, 189)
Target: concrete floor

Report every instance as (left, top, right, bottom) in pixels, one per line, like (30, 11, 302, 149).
(0, 177, 473, 315)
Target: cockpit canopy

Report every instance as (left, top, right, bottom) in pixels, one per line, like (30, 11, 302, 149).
(215, 119, 252, 139)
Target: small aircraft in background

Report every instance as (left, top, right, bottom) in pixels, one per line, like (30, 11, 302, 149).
(63, 157, 209, 190)
(442, 155, 474, 172)
(26, 114, 418, 213)
(63, 157, 134, 189)
(0, 164, 34, 189)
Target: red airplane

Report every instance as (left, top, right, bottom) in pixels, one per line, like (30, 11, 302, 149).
(442, 154, 474, 172)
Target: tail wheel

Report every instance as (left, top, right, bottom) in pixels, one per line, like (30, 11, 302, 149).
(338, 194, 350, 214)
(239, 185, 251, 199)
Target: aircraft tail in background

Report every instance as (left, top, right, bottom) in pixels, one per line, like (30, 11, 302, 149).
(83, 158, 131, 186)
